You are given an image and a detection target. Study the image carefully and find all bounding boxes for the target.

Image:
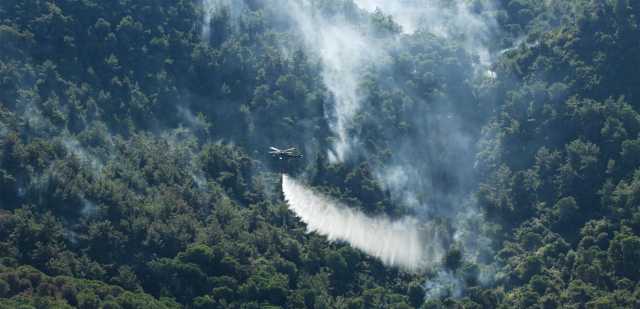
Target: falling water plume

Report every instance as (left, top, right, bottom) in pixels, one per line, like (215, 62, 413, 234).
(282, 174, 446, 271)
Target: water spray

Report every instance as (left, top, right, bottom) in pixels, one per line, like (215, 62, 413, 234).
(282, 174, 446, 271)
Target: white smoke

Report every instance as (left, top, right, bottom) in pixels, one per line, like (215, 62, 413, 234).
(284, 0, 497, 162)
(80, 197, 98, 216)
(280, 1, 501, 298)
(285, 1, 385, 162)
(62, 136, 105, 173)
(0, 118, 7, 138)
(424, 270, 464, 300)
(353, 0, 497, 66)
(353, 0, 427, 34)
(161, 128, 208, 190)
(201, 0, 239, 40)
(177, 105, 210, 132)
(194, 0, 500, 296)
(374, 164, 423, 209)
(201, 0, 217, 40)
(282, 174, 447, 271)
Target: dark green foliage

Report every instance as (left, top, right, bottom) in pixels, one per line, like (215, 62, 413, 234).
(478, 0, 640, 307)
(0, 265, 179, 309)
(444, 249, 463, 271)
(2, 0, 640, 308)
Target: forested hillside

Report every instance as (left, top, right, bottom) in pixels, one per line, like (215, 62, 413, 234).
(1, 0, 639, 308)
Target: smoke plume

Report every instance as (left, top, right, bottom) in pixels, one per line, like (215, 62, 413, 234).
(282, 174, 447, 271)
(279, 0, 501, 296)
(201, 0, 245, 41)
(195, 0, 502, 298)
(285, 1, 383, 162)
(282, 0, 499, 164)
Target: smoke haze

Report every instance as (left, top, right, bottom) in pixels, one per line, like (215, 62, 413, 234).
(285, 1, 383, 162)
(199, 0, 502, 297)
(275, 0, 502, 295)
(281, 0, 498, 163)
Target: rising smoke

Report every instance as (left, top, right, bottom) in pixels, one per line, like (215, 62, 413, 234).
(279, 0, 502, 298)
(285, 0, 384, 162)
(283, 0, 498, 163)
(201, 0, 246, 41)
(201, 0, 502, 299)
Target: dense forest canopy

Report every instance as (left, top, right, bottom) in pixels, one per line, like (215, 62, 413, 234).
(1, 0, 640, 308)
